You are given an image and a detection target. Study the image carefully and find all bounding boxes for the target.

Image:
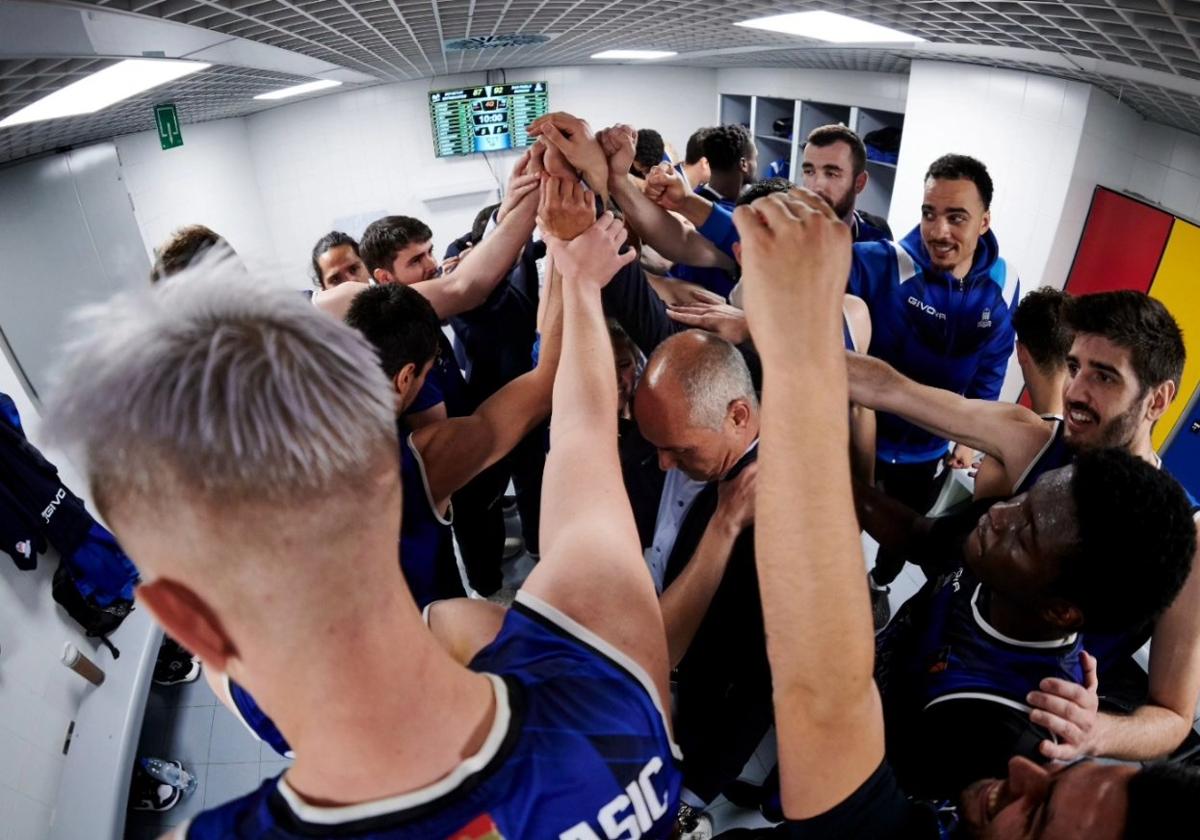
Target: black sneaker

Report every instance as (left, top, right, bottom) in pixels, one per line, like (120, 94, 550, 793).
(870, 579, 892, 631)
(129, 764, 181, 812)
(153, 637, 201, 686)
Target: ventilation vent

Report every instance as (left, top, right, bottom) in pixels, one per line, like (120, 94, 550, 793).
(444, 34, 550, 52)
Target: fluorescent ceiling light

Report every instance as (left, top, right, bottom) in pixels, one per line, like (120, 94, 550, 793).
(591, 50, 678, 60)
(253, 79, 343, 100)
(736, 11, 925, 43)
(0, 59, 209, 129)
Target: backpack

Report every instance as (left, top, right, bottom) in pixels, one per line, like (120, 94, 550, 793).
(51, 524, 138, 657)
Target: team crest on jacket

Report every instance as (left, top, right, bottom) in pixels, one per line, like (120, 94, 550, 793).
(978, 308, 993, 328)
(449, 814, 505, 840)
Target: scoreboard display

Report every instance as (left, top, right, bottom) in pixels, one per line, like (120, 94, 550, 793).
(429, 82, 549, 157)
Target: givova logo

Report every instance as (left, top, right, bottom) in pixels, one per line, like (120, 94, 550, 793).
(907, 296, 947, 320)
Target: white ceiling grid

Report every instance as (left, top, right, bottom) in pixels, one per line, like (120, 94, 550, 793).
(3, 1, 1200, 163)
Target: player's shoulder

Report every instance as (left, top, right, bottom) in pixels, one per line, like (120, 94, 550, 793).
(183, 779, 275, 839)
(472, 591, 682, 758)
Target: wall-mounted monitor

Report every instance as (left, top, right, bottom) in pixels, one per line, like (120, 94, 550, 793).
(429, 81, 549, 158)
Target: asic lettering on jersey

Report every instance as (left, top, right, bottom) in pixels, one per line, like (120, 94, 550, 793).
(558, 757, 668, 840)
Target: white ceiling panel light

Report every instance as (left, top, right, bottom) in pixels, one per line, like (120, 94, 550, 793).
(736, 11, 926, 44)
(591, 50, 678, 60)
(252, 79, 343, 101)
(0, 58, 209, 128)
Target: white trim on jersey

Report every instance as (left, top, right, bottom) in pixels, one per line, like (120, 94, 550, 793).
(888, 240, 919, 283)
(514, 590, 684, 761)
(1009, 416, 1064, 494)
(219, 672, 296, 759)
(405, 433, 453, 526)
(923, 692, 1060, 744)
(970, 585, 1078, 649)
(275, 673, 511, 825)
(924, 692, 1031, 716)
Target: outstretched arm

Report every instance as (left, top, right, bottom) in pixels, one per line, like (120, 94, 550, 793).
(737, 188, 883, 818)
(521, 212, 672, 708)
(1029, 529, 1200, 761)
(600, 125, 735, 271)
(411, 161, 540, 319)
(660, 463, 757, 667)
(412, 177, 583, 510)
(847, 350, 1051, 488)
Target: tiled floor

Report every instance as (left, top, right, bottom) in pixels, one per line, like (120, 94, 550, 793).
(125, 673, 292, 839)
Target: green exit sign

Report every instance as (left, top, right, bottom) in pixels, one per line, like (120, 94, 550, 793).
(155, 104, 183, 150)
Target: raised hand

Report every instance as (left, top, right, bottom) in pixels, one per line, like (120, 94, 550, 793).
(537, 176, 597, 242)
(733, 187, 852, 361)
(496, 149, 539, 223)
(1028, 651, 1103, 761)
(497, 172, 541, 224)
(644, 162, 689, 211)
(545, 212, 636, 290)
(528, 112, 609, 196)
(716, 462, 759, 532)
(597, 123, 637, 180)
(666, 301, 750, 345)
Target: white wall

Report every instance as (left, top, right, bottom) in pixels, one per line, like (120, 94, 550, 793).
(1041, 87, 1200, 293)
(715, 66, 909, 114)
(116, 118, 279, 277)
(0, 349, 102, 840)
(242, 65, 718, 280)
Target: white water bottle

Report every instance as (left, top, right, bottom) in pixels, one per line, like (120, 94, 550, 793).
(140, 757, 198, 796)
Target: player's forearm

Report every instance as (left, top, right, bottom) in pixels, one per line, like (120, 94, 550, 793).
(759, 353, 875, 708)
(551, 277, 617, 443)
(442, 195, 537, 315)
(609, 175, 731, 269)
(661, 513, 741, 667)
(1094, 706, 1193, 760)
(845, 351, 1022, 462)
(674, 192, 715, 229)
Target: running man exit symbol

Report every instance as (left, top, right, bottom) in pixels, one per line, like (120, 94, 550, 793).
(155, 104, 183, 150)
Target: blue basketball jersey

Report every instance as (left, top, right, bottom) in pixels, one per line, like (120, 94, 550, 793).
(187, 592, 682, 840)
(1012, 416, 1071, 495)
(877, 567, 1084, 717)
(226, 676, 293, 759)
(399, 430, 463, 608)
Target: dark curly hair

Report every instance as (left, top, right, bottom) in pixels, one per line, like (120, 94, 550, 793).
(1013, 287, 1073, 373)
(1124, 762, 1200, 838)
(685, 127, 711, 165)
(735, 177, 794, 207)
(345, 284, 441, 381)
(1063, 291, 1186, 392)
(150, 224, 229, 283)
(702, 124, 754, 173)
(310, 231, 359, 289)
(926, 153, 993, 209)
(359, 215, 433, 276)
(634, 127, 665, 176)
(1056, 448, 1196, 633)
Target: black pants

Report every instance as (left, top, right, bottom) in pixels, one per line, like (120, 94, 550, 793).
(510, 422, 548, 556)
(870, 456, 947, 586)
(451, 460, 510, 596)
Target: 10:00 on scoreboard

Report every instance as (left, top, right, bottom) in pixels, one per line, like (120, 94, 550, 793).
(429, 82, 549, 157)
